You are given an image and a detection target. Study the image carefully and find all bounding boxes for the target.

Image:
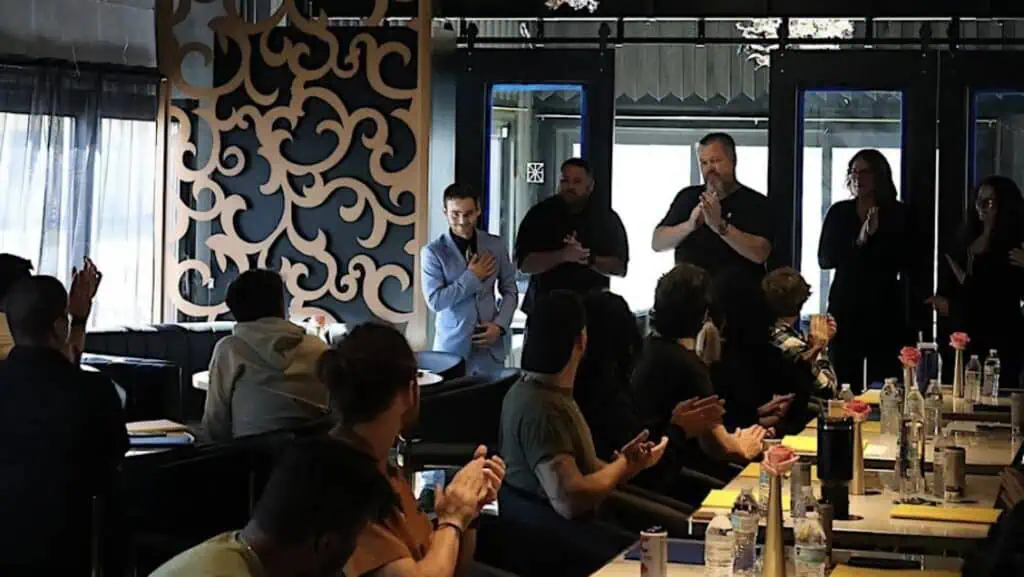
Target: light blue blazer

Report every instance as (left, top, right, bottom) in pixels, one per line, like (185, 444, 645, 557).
(421, 230, 518, 375)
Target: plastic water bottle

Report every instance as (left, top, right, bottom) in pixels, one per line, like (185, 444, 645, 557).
(984, 350, 1001, 402)
(904, 379, 925, 422)
(880, 377, 901, 436)
(793, 499, 828, 577)
(924, 379, 944, 438)
(731, 489, 760, 577)
(704, 513, 735, 577)
(965, 355, 982, 403)
(839, 383, 855, 402)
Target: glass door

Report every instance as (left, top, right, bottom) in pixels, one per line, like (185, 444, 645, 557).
(455, 49, 615, 336)
(769, 50, 938, 337)
(938, 52, 1024, 390)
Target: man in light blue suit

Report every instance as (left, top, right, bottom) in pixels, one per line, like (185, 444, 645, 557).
(422, 184, 518, 375)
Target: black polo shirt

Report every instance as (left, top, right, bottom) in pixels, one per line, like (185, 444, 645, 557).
(658, 184, 772, 280)
(514, 195, 629, 315)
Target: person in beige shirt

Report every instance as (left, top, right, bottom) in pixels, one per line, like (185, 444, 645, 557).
(150, 437, 397, 577)
(203, 269, 329, 441)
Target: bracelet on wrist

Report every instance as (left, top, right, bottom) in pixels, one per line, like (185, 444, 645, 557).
(70, 316, 88, 328)
(436, 519, 465, 538)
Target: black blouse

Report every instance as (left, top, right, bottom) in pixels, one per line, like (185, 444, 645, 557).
(817, 199, 911, 320)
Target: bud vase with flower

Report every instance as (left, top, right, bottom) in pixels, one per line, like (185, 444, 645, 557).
(761, 444, 798, 577)
(950, 332, 970, 399)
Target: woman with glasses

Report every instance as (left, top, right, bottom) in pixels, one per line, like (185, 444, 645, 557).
(929, 176, 1024, 389)
(818, 149, 912, 392)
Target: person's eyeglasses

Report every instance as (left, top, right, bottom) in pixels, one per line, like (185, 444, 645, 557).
(847, 169, 872, 178)
(976, 198, 995, 209)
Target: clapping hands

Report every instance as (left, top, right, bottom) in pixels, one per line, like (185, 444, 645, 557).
(435, 445, 506, 532)
(561, 233, 590, 265)
(615, 429, 670, 477)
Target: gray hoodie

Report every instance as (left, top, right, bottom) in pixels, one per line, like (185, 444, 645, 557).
(201, 317, 329, 441)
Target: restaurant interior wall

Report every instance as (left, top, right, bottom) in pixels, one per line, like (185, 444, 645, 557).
(158, 0, 431, 346)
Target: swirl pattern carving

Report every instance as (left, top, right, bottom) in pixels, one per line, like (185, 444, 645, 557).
(157, 0, 422, 326)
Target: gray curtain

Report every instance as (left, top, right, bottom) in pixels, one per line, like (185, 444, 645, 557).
(0, 62, 160, 327)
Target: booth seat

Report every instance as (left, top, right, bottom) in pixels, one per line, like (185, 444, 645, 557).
(85, 323, 234, 422)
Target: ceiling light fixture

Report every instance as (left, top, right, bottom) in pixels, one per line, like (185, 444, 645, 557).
(736, 18, 856, 68)
(545, 0, 600, 12)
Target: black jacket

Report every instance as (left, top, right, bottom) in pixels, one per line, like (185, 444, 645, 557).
(0, 346, 127, 573)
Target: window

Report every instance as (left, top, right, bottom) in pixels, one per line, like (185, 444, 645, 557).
(0, 68, 161, 328)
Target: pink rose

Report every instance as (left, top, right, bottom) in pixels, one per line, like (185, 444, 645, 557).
(950, 332, 970, 351)
(763, 444, 798, 476)
(899, 346, 922, 368)
(315, 314, 328, 328)
(844, 400, 872, 422)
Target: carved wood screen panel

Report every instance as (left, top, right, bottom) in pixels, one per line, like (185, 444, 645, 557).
(156, 0, 426, 334)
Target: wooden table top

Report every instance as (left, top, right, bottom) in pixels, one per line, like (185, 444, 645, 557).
(591, 542, 962, 577)
(790, 424, 1018, 475)
(855, 386, 1011, 423)
(689, 472, 1002, 547)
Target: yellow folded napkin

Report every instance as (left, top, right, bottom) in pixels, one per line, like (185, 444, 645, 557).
(702, 489, 790, 511)
(127, 419, 189, 434)
(782, 435, 868, 454)
(856, 390, 882, 405)
(889, 504, 1001, 525)
(830, 565, 959, 577)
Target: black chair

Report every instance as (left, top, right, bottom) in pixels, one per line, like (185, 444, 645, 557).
(416, 350, 466, 381)
(86, 323, 234, 421)
(120, 425, 323, 574)
(404, 369, 519, 454)
(82, 354, 180, 422)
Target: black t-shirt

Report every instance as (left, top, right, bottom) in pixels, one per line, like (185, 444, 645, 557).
(450, 228, 477, 260)
(631, 336, 714, 442)
(514, 195, 629, 315)
(657, 184, 772, 280)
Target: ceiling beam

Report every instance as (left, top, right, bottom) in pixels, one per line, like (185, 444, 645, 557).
(315, 0, 1024, 20)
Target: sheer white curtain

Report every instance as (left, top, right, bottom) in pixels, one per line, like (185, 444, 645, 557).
(0, 65, 160, 327)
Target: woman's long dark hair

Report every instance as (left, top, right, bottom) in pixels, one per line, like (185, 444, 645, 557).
(964, 175, 1024, 252)
(848, 149, 899, 205)
(574, 290, 642, 407)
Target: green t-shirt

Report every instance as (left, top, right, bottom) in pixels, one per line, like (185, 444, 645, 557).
(148, 531, 265, 577)
(499, 374, 600, 499)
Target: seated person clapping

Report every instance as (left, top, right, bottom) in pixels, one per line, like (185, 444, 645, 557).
(632, 264, 768, 473)
(150, 437, 396, 577)
(202, 269, 330, 441)
(318, 323, 505, 577)
(762, 267, 838, 420)
(574, 290, 723, 503)
(0, 275, 127, 575)
(499, 290, 668, 520)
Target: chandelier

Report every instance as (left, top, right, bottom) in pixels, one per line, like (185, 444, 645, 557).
(545, 0, 599, 12)
(736, 18, 856, 68)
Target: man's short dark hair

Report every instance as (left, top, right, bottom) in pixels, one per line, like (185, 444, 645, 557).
(761, 267, 811, 319)
(560, 157, 593, 177)
(698, 132, 737, 162)
(651, 264, 711, 340)
(0, 254, 33, 309)
(318, 323, 418, 425)
(225, 269, 286, 323)
(521, 290, 586, 374)
(3, 275, 67, 344)
(442, 183, 479, 207)
(250, 437, 397, 545)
